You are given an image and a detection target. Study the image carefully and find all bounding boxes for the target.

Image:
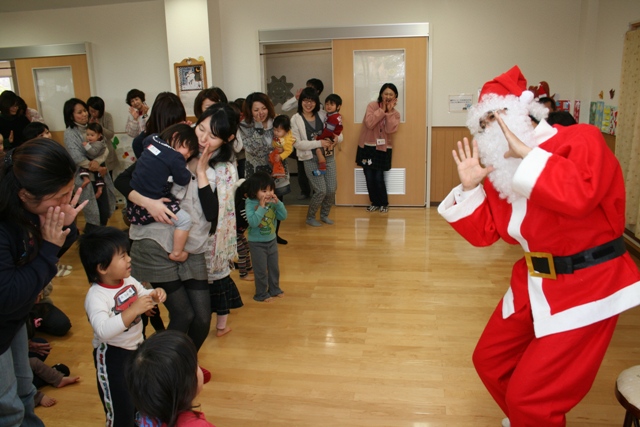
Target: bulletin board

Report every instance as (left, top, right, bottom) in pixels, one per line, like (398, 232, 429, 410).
(174, 58, 207, 120)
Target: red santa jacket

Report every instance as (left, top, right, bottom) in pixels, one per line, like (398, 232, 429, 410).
(438, 121, 640, 337)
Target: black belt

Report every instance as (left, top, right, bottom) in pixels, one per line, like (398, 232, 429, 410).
(524, 236, 626, 279)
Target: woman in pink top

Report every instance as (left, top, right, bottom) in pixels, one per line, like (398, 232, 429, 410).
(355, 83, 400, 213)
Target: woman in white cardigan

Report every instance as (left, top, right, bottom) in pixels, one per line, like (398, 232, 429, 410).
(291, 87, 343, 226)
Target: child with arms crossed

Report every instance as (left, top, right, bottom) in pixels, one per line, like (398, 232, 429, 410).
(245, 172, 287, 302)
(313, 94, 343, 176)
(127, 123, 198, 262)
(79, 227, 166, 427)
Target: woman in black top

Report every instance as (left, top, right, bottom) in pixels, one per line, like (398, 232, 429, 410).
(0, 91, 31, 150)
(0, 139, 86, 426)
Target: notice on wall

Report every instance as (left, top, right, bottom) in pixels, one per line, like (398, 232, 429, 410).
(602, 105, 618, 135)
(449, 94, 473, 112)
(589, 101, 604, 129)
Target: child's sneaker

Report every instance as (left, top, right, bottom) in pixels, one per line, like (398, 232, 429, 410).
(366, 205, 379, 212)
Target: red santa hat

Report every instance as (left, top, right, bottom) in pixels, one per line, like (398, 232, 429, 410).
(474, 65, 546, 122)
(479, 65, 528, 102)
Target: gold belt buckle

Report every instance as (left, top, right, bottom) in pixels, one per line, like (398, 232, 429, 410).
(524, 252, 557, 280)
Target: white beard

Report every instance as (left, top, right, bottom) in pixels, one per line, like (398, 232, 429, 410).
(468, 95, 538, 203)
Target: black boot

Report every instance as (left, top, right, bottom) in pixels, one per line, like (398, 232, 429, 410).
(276, 221, 288, 245)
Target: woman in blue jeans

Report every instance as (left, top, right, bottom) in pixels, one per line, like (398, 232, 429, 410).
(0, 139, 86, 427)
(355, 83, 400, 213)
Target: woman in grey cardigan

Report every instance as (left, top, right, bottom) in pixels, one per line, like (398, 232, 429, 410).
(63, 98, 116, 231)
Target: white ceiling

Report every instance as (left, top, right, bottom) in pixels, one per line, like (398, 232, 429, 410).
(0, 0, 154, 14)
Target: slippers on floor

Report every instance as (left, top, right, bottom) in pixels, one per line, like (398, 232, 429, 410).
(55, 264, 72, 277)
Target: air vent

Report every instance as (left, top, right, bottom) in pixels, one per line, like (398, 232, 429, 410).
(354, 168, 406, 195)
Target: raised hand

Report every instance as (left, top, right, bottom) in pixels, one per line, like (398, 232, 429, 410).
(384, 98, 397, 112)
(59, 187, 89, 226)
(40, 206, 70, 247)
(452, 138, 494, 191)
(494, 111, 532, 159)
(268, 194, 280, 205)
(197, 143, 214, 174)
(259, 192, 268, 208)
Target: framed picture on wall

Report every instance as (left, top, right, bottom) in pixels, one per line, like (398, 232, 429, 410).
(174, 58, 207, 119)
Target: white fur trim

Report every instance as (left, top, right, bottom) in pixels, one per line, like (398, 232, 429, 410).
(507, 198, 529, 250)
(534, 119, 557, 143)
(512, 148, 552, 199)
(520, 90, 534, 105)
(502, 198, 528, 319)
(532, 279, 640, 337)
(529, 101, 550, 122)
(437, 184, 486, 222)
(502, 286, 515, 318)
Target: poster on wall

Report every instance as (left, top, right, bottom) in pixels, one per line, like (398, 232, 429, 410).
(602, 105, 618, 135)
(573, 100, 581, 123)
(557, 100, 571, 112)
(589, 101, 604, 128)
(174, 58, 207, 120)
(449, 94, 473, 112)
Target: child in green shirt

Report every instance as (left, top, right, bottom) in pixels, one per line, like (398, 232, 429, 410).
(245, 172, 287, 302)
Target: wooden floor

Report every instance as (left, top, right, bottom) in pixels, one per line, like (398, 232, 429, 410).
(35, 206, 640, 427)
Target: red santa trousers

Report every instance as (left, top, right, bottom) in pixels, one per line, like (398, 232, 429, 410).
(473, 293, 618, 427)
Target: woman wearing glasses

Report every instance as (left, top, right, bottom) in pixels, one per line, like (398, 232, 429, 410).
(291, 87, 343, 227)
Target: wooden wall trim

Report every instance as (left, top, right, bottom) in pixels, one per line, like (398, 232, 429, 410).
(602, 132, 616, 153)
(430, 126, 469, 204)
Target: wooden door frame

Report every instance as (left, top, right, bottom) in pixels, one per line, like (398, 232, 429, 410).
(0, 43, 95, 145)
(0, 42, 96, 97)
(258, 24, 432, 204)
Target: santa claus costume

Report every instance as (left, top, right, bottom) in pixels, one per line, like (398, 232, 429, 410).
(438, 66, 640, 427)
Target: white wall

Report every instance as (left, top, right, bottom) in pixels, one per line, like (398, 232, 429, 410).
(165, 0, 211, 90)
(0, 0, 638, 128)
(0, 1, 170, 133)
(593, 1, 637, 106)
(216, 0, 640, 126)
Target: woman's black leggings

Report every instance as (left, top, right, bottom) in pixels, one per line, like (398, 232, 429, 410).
(151, 278, 211, 350)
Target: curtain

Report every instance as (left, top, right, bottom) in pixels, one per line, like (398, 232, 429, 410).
(615, 28, 640, 238)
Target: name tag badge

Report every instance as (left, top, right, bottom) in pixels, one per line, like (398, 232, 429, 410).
(146, 144, 161, 156)
(376, 138, 386, 146)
